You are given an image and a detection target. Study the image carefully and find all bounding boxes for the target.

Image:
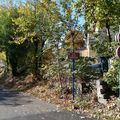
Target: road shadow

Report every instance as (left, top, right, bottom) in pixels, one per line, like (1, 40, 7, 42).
(1, 111, 98, 120)
(0, 89, 33, 107)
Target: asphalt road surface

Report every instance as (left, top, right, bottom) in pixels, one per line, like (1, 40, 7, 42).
(0, 89, 98, 120)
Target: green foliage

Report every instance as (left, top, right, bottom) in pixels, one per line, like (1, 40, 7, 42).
(103, 58, 119, 94)
(0, 52, 6, 61)
(83, 0, 120, 57)
(42, 48, 69, 80)
(82, 0, 120, 93)
(0, 0, 64, 77)
(83, 0, 120, 29)
(0, 0, 118, 91)
(59, 0, 82, 30)
(75, 57, 95, 81)
(91, 39, 117, 56)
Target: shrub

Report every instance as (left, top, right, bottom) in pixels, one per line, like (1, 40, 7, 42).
(103, 58, 119, 95)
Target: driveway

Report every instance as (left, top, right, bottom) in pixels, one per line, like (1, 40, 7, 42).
(0, 89, 98, 120)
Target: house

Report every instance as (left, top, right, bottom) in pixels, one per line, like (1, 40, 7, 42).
(80, 32, 96, 57)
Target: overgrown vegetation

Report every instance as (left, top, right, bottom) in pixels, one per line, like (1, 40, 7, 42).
(0, 0, 120, 119)
(103, 58, 119, 96)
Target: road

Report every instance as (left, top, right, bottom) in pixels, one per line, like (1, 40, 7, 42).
(0, 89, 97, 120)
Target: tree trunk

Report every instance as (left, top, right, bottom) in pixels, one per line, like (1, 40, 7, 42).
(5, 50, 9, 73)
(38, 39, 45, 68)
(34, 38, 45, 80)
(38, 39, 45, 80)
(106, 19, 112, 42)
(34, 40, 39, 80)
(9, 53, 18, 76)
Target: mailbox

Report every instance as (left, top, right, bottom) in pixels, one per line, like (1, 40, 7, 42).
(88, 57, 108, 73)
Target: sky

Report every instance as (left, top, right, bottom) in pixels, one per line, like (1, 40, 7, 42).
(79, 16, 85, 26)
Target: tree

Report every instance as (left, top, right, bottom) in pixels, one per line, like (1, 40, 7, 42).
(10, 0, 64, 79)
(81, 0, 120, 56)
(81, 0, 120, 94)
(0, 2, 19, 74)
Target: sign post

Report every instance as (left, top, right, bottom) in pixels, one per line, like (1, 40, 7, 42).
(65, 30, 84, 100)
(68, 52, 80, 60)
(71, 32, 75, 100)
(68, 51, 80, 100)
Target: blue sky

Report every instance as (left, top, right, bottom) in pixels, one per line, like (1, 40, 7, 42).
(79, 16, 85, 26)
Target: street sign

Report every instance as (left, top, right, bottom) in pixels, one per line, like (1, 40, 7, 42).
(115, 33, 120, 42)
(116, 46, 120, 58)
(68, 52, 80, 60)
(65, 30, 84, 49)
(65, 30, 83, 100)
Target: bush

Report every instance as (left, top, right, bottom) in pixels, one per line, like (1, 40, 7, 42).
(103, 58, 119, 95)
(75, 57, 98, 82)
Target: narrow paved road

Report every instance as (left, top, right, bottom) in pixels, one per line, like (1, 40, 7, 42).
(0, 89, 97, 120)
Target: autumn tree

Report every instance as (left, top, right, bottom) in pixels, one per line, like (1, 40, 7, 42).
(0, 1, 64, 79)
(79, 0, 120, 56)
(81, 0, 120, 94)
(0, 1, 19, 74)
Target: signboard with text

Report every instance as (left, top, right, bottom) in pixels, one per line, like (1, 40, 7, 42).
(68, 52, 80, 60)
